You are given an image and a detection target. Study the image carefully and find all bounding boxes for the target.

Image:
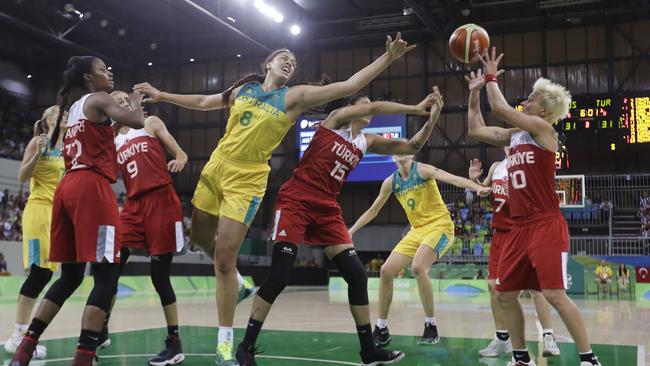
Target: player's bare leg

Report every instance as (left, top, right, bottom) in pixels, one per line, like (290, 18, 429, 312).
(190, 208, 219, 255)
(411, 244, 440, 344)
(542, 289, 592, 353)
(531, 290, 560, 356)
(374, 252, 411, 347)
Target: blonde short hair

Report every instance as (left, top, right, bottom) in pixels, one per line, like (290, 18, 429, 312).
(532, 78, 572, 124)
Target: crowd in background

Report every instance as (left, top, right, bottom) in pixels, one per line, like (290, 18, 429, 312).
(0, 189, 27, 241)
(639, 192, 650, 237)
(0, 94, 36, 160)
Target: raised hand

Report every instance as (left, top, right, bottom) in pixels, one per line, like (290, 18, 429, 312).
(167, 156, 187, 173)
(464, 69, 486, 91)
(35, 133, 47, 154)
(478, 46, 505, 78)
(128, 91, 144, 111)
(133, 82, 162, 104)
(468, 158, 483, 182)
(385, 32, 416, 61)
(429, 86, 444, 116)
(415, 90, 436, 115)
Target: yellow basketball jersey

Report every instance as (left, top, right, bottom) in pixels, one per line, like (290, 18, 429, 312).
(214, 82, 293, 163)
(29, 146, 65, 203)
(392, 162, 449, 228)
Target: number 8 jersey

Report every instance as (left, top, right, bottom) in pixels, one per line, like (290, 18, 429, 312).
(507, 130, 560, 220)
(115, 128, 172, 198)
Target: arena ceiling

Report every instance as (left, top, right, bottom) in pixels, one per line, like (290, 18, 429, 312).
(0, 0, 646, 73)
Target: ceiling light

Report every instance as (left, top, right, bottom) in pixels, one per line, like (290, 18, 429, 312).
(147, 62, 153, 66)
(253, 0, 284, 23)
(150, 42, 158, 50)
(64, 3, 75, 12)
(118, 28, 126, 36)
(236, 54, 242, 58)
(100, 19, 108, 27)
(226, 16, 236, 22)
(190, 58, 195, 62)
(107, 66, 112, 70)
(290, 24, 300, 35)
(26, 74, 32, 79)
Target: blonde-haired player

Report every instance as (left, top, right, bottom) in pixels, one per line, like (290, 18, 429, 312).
(467, 47, 601, 366)
(4, 106, 65, 360)
(349, 155, 490, 347)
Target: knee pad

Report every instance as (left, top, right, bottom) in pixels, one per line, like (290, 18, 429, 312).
(20, 265, 53, 298)
(44, 263, 85, 307)
(257, 242, 297, 304)
(151, 253, 176, 306)
(86, 263, 120, 312)
(332, 248, 368, 306)
(117, 247, 131, 276)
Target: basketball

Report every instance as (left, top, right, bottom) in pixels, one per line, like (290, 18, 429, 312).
(448, 23, 490, 64)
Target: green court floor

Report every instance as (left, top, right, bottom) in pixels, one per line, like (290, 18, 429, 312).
(0, 326, 640, 366)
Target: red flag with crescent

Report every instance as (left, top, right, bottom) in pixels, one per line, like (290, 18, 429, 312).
(637, 267, 650, 283)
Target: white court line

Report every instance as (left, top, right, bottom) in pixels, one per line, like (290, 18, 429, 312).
(10, 353, 359, 365)
(637, 344, 645, 366)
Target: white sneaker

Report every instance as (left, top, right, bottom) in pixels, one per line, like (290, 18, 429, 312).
(542, 333, 560, 356)
(506, 359, 536, 366)
(4, 334, 47, 359)
(478, 337, 512, 357)
(580, 356, 602, 366)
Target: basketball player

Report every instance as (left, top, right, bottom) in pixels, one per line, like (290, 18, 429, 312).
(5, 106, 66, 360)
(10, 56, 146, 366)
(349, 155, 490, 348)
(134, 33, 416, 365)
(235, 87, 443, 366)
(467, 157, 560, 358)
(107, 90, 187, 365)
(466, 47, 601, 366)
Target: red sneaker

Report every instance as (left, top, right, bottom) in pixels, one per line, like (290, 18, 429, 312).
(9, 336, 38, 366)
(71, 348, 96, 366)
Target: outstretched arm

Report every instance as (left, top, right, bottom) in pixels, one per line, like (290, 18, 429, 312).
(468, 159, 499, 187)
(287, 33, 416, 115)
(133, 82, 241, 111)
(366, 89, 443, 155)
(418, 163, 491, 196)
(145, 116, 188, 173)
(91, 92, 145, 128)
(348, 177, 393, 236)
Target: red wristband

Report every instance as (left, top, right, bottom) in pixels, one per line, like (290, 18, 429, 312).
(484, 73, 498, 83)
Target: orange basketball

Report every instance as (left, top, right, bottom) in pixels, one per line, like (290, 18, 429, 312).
(448, 24, 490, 64)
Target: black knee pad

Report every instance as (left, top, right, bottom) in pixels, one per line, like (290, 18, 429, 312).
(332, 248, 368, 306)
(118, 247, 131, 276)
(86, 263, 120, 312)
(151, 253, 176, 306)
(20, 265, 53, 298)
(257, 242, 297, 304)
(44, 263, 85, 307)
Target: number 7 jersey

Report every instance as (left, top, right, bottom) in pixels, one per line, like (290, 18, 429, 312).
(115, 128, 172, 198)
(491, 159, 513, 230)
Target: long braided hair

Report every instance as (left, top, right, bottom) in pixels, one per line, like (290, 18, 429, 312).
(50, 56, 96, 148)
(221, 48, 294, 103)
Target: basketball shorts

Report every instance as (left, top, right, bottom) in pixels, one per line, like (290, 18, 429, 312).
(22, 200, 59, 271)
(192, 150, 269, 226)
(50, 170, 121, 263)
(270, 183, 351, 245)
(393, 219, 455, 258)
(120, 184, 184, 255)
(487, 228, 512, 280)
(496, 213, 569, 292)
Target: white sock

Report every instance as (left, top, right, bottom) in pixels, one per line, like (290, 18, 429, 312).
(376, 319, 388, 329)
(236, 272, 245, 288)
(424, 317, 436, 325)
(543, 328, 554, 335)
(218, 327, 234, 345)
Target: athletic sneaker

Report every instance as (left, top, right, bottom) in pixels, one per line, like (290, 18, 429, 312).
(360, 348, 405, 366)
(8, 336, 37, 366)
(542, 334, 560, 356)
(417, 323, 440, 345)
(237, 281, 256, 304)
(148, 336, 185, 366)
(478, 337, 512, 357)
(506, 359, 536, 366)
(235, 343, 259, 366)
(5, 332, 47, 359)
(579, 356, 602, 366)
(215, 341, 239, 366)
(97, 323, 111, 349)
(372, 326, 391, 348)
(71, 349, 96, 366)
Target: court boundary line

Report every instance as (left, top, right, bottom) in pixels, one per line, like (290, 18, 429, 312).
(637, 344, 645, 366)
(13, 353, 359, 365)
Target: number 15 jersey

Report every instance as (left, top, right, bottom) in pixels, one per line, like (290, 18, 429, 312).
(115, 128, 172, 199)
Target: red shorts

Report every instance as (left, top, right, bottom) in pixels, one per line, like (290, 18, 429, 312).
(120, 185, 184, 255)
(50, 170, 120, 263)
(270, 184, 350, 246)
(496, 214, 569, 291)
(488, 228, 512, 280)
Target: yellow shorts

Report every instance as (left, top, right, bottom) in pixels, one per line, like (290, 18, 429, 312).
(192, 150, 270, 226)
(393, 219, 455, 259)
(22, 200, 59, 271)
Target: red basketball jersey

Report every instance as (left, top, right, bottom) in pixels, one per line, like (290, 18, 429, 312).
(64, 93, 117, 182)
(115, 128, 172, 198)
(507, 131, 560, 220)
(491, 159, 513, 230)
(289, 126, 367, 198)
